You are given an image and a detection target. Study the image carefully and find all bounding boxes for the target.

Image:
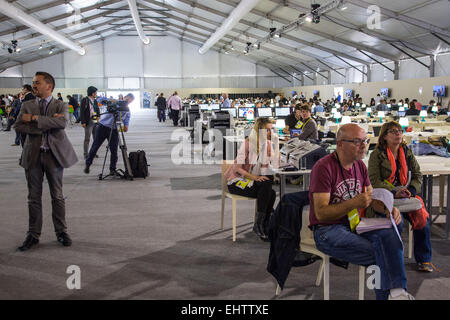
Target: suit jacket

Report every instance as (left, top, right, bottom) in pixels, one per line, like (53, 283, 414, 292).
(155, 96, 167, 110)
(14, 97, 78, 169)
(80, 96, 100, 125)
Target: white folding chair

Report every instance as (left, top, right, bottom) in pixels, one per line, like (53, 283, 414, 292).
(221, 161, 257, 242)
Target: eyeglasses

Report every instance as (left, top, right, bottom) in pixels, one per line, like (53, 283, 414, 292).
(340, 138, 370, 146)
(387, 129, 403, 135)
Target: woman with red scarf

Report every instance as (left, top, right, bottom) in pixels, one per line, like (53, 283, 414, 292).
(368, 121, 434, 272)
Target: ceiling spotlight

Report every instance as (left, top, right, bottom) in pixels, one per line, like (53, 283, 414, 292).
(305, 16, 313, 22)
(224, 50, 229, 54)
(340, 6, 347, 10)
(253, 43, 258, 48)
(274, 32, 281, 38)
(269, 27, 277, 38)
(230, 46, 235, 51)
(8, 39, 20, 54)
(49, 48, 53, 54)
(311, 3, 321, 24)
(39, 43, 43, 50)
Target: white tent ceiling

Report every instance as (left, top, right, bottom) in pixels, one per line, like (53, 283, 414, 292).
(0, 0, 449, 77)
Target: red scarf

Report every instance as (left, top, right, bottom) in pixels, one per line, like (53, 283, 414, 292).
(386, 146, 408, 186)
(386, 146, 428, 230)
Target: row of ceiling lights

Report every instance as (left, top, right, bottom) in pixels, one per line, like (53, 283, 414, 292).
(224, 2, 348, 56)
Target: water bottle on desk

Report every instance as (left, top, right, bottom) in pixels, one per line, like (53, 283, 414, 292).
(412, 136, 419, 155)
(324, 120, 329, 138)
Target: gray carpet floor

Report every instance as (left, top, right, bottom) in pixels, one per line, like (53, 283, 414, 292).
(0, 108, 449, 300)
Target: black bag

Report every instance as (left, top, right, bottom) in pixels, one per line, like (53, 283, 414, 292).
(129, 150, 149, 178)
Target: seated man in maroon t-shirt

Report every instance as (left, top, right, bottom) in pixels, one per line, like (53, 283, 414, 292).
(309, 123, 413, 300)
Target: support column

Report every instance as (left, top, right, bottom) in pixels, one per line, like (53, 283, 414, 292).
(394, 61, 399, 80)
(430, 55, 435, 77)
(366, 65, 371, 83)
(301, 74, 304, 86)
(327, 70, 331, 85)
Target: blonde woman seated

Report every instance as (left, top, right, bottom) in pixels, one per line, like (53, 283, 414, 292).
(368, 121, 433, 272)
(224, 118, 278, 241)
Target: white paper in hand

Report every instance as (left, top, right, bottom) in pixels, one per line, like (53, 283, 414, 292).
(371, 188, 403, 248)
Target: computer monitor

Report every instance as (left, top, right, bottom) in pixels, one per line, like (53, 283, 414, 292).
(221, 108, 236, 118)
(398, 111, 406, 117)
(246, 103, 255, 108)
(275, 107, 290, 117)
(238, 107, 255, 119)
(210, 103, 220, 110)
(199, 104, 209, 111)
(257, 108, 273, 117)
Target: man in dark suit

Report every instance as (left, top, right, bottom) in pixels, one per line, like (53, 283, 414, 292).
(155, 92, 167, 122)
(80, 86, 100, 159)
(14, 71, 78, 251)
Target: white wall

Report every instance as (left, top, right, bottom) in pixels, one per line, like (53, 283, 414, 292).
(1, 35, 449, 92)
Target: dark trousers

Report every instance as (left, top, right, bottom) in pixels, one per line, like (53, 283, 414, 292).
(86, 124, 118, 171)
(172, 109, 180, 126)
(158, 109, 166, 122)
(227, 177, 276, 215)
(6, 117, 14, 130)
(25, 150, 66, 238)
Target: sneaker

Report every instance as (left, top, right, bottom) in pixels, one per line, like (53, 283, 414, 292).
(11, 143, 19, 146)
(388, 290, 415, 300)
(417, 262, 437, 272)
(84, 165, 90, 174)
(56, 232, 72, 247)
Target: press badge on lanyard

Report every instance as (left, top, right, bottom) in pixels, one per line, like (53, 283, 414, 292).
(335, 153, 361, 232)
(235, 178, 250, 189)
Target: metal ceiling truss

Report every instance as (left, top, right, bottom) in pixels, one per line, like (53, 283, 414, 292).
(213, 0, 397, 61)
(389, 43, 430, 69)
(346, 0, 450, 38)
(148, 0, 368, 66)
(139, 0, 350, 72)
(0, 0, 123, 37)
(333, 54, 367, 75)
(288, 65, 315, 81)
(357, 49, 394, 73)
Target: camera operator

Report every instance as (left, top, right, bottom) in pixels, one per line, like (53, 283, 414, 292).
(80, 86, 100, 159)
(84, 93, 134, 175)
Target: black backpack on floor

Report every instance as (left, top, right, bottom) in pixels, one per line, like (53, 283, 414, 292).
(129, 150, 149, 178)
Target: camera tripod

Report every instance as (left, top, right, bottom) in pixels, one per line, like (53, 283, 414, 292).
(98, 111, 133, 181)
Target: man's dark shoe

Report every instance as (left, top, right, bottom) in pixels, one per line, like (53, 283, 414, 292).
(18, 234, 39, 251)
(57, 232, 72, 247)
(84, 165, 90, 174)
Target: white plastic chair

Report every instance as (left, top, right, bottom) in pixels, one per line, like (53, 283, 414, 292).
(221, 161, 257, 242)
(275, 205, 366, 300)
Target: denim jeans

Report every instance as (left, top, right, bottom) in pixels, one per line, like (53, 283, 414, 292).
(313, 222, 407, 300)
(386, 212, 432, 263)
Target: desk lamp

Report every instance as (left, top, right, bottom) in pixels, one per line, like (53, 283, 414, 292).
(420, 110, 427, 122)
(334, 112, 342, 124)
(331, 107, 337, 114)
(275, 119, 285, 135)
(341, 116, 351, 124)
(378, 111, 385, 123)
(432, 106, 438, 116)
(399, 117, 409, 132)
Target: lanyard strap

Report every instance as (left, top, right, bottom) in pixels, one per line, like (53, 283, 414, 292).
(335, 152, 356, 199)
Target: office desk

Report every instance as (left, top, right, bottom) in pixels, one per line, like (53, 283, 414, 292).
(270, 167, 311, 198)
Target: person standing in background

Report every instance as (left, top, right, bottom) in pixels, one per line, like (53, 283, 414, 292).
(168, 91, 182, 127)
(156, 92, 167, 122)
(80, 86, 100, 159)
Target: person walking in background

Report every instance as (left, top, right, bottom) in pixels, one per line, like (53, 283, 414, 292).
(168, 91, 182, 127)
(155, 92, 167, 122)
(80, 86, 100, 159)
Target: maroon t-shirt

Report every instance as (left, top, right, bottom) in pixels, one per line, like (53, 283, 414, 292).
(309, 153, 371, 227)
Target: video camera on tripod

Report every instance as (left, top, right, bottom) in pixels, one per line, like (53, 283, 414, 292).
(97, 97, 134, 181)
(105, 99, 130, 114)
